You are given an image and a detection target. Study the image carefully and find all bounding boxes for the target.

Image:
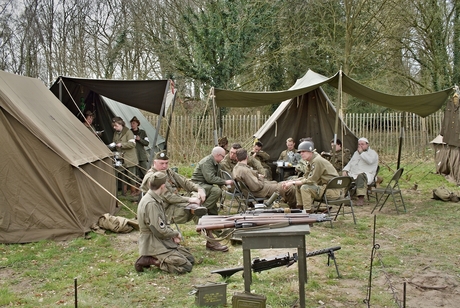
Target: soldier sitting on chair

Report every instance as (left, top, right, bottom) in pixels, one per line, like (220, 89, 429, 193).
(220, 143, 266, 177)
(282, 141, 340, 211)
(233, 148, 297, 208)
(250, 141, 272, 180)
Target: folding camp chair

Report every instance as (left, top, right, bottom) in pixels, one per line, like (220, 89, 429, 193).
(236, 179, 266, 210)
(367, 165, 380, 200)
(371, 168, 406, 214)
(220, 170, 245, 214)
(315, 176, 356, 227)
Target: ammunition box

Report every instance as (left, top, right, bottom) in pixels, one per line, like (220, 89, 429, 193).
(232, 292, 266, 308)
(194, 282, 227, 306)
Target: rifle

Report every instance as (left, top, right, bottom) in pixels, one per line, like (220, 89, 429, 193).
(211, 246, 342, 279)
(196, 213, 330, 232)
(211, 253, 298, 279)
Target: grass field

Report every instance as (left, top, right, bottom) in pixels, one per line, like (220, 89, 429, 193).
(1, 160, 460, 307)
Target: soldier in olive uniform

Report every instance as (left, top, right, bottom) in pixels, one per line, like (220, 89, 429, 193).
(135, 172, 195, 274)
(191, 147, 233, 252)
(321, 139, 351, 173)
(233, 149, 297, 208)
(250, 141, 272, 180)
(140, 151, 207, 223)
(220, 143, 266, 176)
(277, 137, 300, 179)
(130, 116, 150, 184)
(283, 141, 340, 211)
(111, 116, 139, 196)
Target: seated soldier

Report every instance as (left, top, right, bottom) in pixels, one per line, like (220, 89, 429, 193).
(233, 148, 297, 208)
(250, 141, 272, 180)
(135, 172, 195, 274)
(321, 138, 352, 173)
(140, 151, 207, 223)
(220, 143, 265, 176)
(282, 140, 340, 211)
(191, 146, 233, 252)
(277, 137, 300, 179)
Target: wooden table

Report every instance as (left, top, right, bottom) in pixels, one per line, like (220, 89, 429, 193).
(235, 224, 310, 308)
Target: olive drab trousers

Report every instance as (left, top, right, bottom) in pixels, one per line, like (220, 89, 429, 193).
(296, 183, 341, 210)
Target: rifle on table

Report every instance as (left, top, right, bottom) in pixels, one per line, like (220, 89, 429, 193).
(196, 213, 330, 232)
(211, 246, 342, 279)
(211, 253, 298, 279)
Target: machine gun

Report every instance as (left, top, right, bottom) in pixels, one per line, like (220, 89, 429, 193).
(196, 213, 331, 232)
(211, 253, 298, 279)
(211, 246, 342, 279)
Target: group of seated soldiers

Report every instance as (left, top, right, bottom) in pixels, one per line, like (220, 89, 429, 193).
(134, 136, 379, 274)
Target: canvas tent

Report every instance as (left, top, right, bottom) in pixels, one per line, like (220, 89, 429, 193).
(90, 95, 164, 153)
(0, 70, 117, 244)
(49, 76, 175, 161)
(252, 72, 358, 160)
(214, 69, 454, 165)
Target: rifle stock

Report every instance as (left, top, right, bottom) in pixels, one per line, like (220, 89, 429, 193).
(196, 214, 330, 232)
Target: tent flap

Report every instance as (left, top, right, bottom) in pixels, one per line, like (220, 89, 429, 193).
(50, 77, 172, 116)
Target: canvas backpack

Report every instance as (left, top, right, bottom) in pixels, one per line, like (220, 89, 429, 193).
(432, 186, 459, 202)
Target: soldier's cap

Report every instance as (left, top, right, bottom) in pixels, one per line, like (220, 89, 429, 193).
(154, 150, 169, 160)
(150, 171, 167, 188)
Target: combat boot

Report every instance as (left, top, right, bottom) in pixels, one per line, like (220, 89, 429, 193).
(134, 256, 161, 272)
(185, 204, 207, 217)
(206, 241, 229, 252)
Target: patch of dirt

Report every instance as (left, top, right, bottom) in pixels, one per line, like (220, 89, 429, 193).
(372, 268, 460, 308)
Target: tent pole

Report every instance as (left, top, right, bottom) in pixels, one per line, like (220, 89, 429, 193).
(58, 77, 63, 102)
(148, 81, 169, 166)
(164, 88, 177, 151)
(211, 87, 218, 146)
(332, 69, 343, 166)
(397, 112, 405, 169)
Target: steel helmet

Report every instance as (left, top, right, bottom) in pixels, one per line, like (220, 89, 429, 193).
(298, 141, 314, 152)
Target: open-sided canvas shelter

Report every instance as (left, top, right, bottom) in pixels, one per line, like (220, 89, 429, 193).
(214, 69, 454, 165)
(0, 71, 117, 244)
(49, 77, 175, 159)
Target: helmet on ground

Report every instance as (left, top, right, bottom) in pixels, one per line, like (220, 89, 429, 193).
(298, 141, 314, 152)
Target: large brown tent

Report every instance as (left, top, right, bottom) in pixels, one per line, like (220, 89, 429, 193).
(0, 71, 117, 244)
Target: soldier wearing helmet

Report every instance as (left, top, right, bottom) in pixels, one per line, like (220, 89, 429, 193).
(282, 140, 340, 211)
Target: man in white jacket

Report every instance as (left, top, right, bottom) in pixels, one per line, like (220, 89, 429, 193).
(342, 137, 379, 206)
